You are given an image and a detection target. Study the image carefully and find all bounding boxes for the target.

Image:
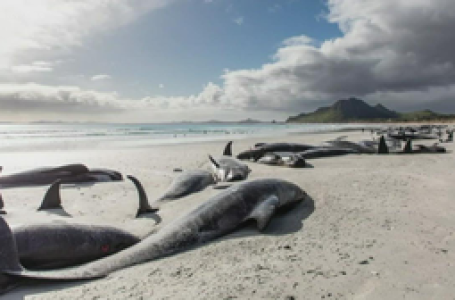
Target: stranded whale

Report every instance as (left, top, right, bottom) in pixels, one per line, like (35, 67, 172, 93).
(0, 178, 306, 286)
(0, 164, 122, 188)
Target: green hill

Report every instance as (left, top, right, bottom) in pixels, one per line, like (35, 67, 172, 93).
(287, 98, 454, 123)
(287, 98, 399, 123)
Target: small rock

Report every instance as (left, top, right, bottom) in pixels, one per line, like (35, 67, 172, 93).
(359, 260, 369, 265)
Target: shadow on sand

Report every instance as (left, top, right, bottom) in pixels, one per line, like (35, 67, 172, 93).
(224, 194, 315, 239)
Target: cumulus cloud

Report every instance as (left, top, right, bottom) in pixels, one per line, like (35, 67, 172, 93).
(154, 0, 455, 114)
(91, 74, 112, 81)
(0, 83, 125, 114)
(0, 0, 176, 69)
(11, 60, 55, 74)
(3, 0, 455, 121)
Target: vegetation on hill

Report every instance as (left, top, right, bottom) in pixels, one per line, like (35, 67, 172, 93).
(287, 98, 455, 123)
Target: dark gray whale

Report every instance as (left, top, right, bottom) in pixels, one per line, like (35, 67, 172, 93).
(0, 164, 122, 188)
(13, 223, 140, 269)
(297, 148, 359, 159)
(0, 219, 140, 293)
(0, 178, 306, 283)
(237, 143, 315, 161)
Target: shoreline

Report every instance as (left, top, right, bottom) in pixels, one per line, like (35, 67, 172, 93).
(0, 124, 380, 153)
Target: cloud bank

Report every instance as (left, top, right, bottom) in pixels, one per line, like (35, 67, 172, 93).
(203, 0, 455, 113)
(0, 0, 175, 69)
(2, 0, 455, 121)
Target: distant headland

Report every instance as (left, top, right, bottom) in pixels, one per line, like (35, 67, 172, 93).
(286, 97, 455, 123)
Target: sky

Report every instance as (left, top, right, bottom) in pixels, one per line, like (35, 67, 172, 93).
(1, 0, 455, 123)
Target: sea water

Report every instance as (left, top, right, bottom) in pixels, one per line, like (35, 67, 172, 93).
(0, 123, 377, 152)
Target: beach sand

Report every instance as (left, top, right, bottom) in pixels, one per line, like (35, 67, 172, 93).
(1, 130, 454, 299)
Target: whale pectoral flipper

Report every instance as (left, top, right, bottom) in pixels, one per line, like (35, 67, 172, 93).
(38, 180, 62, 210)
(246, 195, 279, 231)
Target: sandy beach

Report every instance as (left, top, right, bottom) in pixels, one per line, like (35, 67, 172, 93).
(1, 129, 454, 300)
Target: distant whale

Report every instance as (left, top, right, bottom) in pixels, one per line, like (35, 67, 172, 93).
(0, 178, 307, 286)
(321, 141, 376, 154)
(0, 164, 122, 188)
(257, 153, 306, 168)
(208, 142, 251, 182)
(297, 147, 359, 159)
(237, 143, 315, 161)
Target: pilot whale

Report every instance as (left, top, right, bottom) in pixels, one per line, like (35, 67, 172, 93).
(208, 142, 251, 182)
(13, 223, 140, 270)
(0, 164, 122, 188)
(0, 178, 306, 286)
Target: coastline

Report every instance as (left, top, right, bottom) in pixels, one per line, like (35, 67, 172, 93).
(1, 129, 454, 299)
(0, 123, 379, 152)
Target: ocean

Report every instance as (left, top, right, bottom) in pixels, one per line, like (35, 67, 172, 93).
(0, 123, 377, 152)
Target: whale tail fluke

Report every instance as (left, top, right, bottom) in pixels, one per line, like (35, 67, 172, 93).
(38, 180, 62, 210)
(223, 141, 233, 156)
(127, 176, 157, 217)
(403, 139, 412, 153)
(377, 135, 389, 154)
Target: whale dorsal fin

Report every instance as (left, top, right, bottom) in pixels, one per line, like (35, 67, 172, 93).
(223, 141, 233, 156)
(0, 217, 23, 273)
(38, 180, 62, 210)
(334, 135, 347, 141)
(403, 139, 412, 153)
(246, 195, 279, 231)
(127, 175, 156, 217)
(0, 192, 5, 214)
(377, 135, 389, 154)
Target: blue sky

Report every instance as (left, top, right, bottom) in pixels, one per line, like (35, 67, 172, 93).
(59, 0, 341, 97)
(0, 0, 454, 122)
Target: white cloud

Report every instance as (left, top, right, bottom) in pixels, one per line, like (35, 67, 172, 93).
(91, 74, 112, 81)
(0, 83, 125, 113)
(175, 0, 455, 113)
(11, 60, 55, 74)
(233, 16, 244, 26)
(159, 83, 165, 89)
(0, 0, 176, 70)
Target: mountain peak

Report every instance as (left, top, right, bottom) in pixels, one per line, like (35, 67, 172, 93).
(287, 97, 399, 123)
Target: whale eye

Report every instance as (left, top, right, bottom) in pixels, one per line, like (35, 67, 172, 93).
(101, 244, 110, 253)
